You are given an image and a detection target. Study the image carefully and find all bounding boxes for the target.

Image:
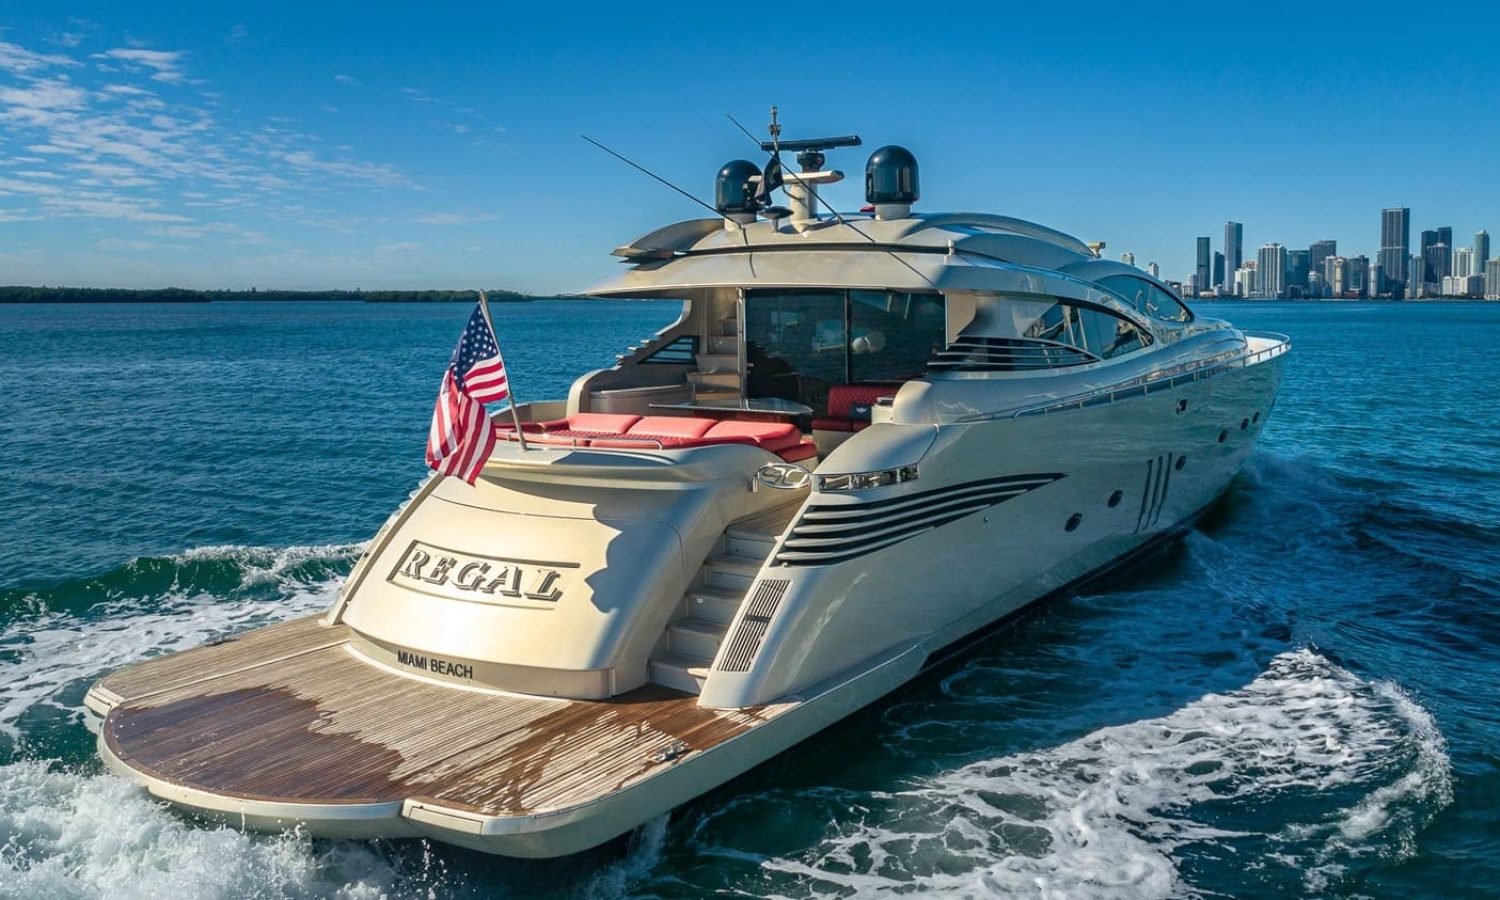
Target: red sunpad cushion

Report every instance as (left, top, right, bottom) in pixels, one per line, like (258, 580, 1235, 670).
(566, 413, 642, 434)
(626, 416, 716, 439)
(703, 420, 801, 452)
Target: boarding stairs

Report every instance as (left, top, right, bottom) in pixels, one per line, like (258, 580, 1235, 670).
(687, 313, 741, 401)
(649, 502, 798, 694)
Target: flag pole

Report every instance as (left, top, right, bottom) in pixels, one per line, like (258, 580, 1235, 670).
(476, 289, 528, 451)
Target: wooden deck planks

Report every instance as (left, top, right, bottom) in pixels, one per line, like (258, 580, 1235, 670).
(103, 620, 796, 816)
(97, 615, 344, 702)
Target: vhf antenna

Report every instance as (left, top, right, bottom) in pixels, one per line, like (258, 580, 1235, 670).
(580, 134, 727, 223)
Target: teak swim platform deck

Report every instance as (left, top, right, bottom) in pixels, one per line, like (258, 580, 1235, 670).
(90, 615, 804, 854)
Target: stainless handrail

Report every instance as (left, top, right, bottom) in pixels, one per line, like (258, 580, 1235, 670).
(954, 332, 1290, 423)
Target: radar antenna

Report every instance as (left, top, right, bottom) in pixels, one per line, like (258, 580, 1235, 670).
(728, 110, 936, 287)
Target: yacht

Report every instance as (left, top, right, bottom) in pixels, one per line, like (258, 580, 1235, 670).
(88, 129, 1288, 857)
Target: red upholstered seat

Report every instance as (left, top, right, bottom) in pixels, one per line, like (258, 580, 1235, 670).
(567, 413, 642, 434)
(778, 440, 819, 462)
(703, 420, 801, 452)
(626, 416, 716, 439)
(813, 384, 897, 432)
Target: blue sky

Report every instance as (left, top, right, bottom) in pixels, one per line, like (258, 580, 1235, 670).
(2, 2, 1498, 292)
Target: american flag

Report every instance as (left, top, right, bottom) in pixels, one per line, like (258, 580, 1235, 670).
(426, 298, 511, 484)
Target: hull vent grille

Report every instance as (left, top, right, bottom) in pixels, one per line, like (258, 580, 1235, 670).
(1135, 454, 1173, 533)
(773, 473, 1064, 567)
(716, 578, 789, 673)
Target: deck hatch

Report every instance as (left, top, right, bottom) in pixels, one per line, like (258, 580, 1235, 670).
(717, 579, 789, 673)
(774, 474, 1064, 567)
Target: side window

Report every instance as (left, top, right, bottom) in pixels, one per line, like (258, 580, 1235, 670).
(1076, 307, 1149, 358)
(1097, 275, 1192, 323)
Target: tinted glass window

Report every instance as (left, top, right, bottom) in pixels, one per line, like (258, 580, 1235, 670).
(942, 296, 1149, 363)
(744, 290, 945, 413)
(1077, 307, 1148, 358)
(1096, 275, 1192, 323)
(849, 291, 947, 382)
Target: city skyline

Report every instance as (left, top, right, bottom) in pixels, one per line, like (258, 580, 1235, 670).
(1128, 208, 1497, 300)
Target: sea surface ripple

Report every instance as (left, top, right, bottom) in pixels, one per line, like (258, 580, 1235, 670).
(0, 299, 1496, 898)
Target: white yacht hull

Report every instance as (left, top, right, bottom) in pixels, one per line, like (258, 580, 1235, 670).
(89, 346, 1282, 857)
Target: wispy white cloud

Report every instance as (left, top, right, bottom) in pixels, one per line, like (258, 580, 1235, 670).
(281, 150, 409, 188)
(333, 73, 361, 86)
(413, 211, 497, 225)
(227, 24, 249, 43)
(93, 48, 186, 84)
(0, 40, 79, 75)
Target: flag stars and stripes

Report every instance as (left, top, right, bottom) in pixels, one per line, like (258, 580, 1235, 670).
(426, 299, 512, 484)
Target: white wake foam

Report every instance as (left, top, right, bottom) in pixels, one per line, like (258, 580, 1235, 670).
(715, 649, 1450, 899)
(0, 760, 428, 899)
(0, 543, 360, 743)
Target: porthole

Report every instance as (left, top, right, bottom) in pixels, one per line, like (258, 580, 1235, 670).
(1240, 418, 1249, 431)
(1175, 456, 1187, 471)
(1176, 399, 1188, 414)
(1065, 513, 1083, 532)
(1252, 411, 1260, 424)
(1218, 429, 1228, 443)
(1108, 490, 1123, 508)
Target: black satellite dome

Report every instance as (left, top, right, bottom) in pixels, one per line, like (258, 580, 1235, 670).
(865, 145, 919, 205)
(715, 160, 762, 215)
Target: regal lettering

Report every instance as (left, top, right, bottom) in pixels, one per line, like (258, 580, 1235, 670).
(388, 541, 572, 604)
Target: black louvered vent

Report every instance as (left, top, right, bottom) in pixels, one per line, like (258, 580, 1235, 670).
(1135, 454, 1173, 533)
(774, 473, 1065, 567)
(716, 579, 789, 673)
(928, 337, 1097, 372)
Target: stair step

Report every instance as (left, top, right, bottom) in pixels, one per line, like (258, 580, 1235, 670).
(650, 652, 713, 694)
(708, 335, 737, 354)
(726, 530, 777, 560)
(688, 371, 740, 389)
(684, 584, 744, 625)
(695, 352, 738, 374)
(705, 553, 762, 590)
(669, 617, 729, 660)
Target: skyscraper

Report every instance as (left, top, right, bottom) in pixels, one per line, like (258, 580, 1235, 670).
(1120, 251, 1136, 266)
(1213, 251, 1225, 291)
(1379, 208, 1410, 295)
(1423, 242, 1451, 294)
(1257, 243, 1287, 298)
(1347, 255, 1370, 298)
(1286, 250, 1309, 298)
(1476, 231, 1490, 273)
(1196, 237, 1211, 296)
(1487, 258, 1500, 299)
(1309, 240, 1337, 298)
(1437, 226, 1453, 249)
(1147, 261, 1160, 279)
(1453, 247, 1475, 279)
(1223, 222, 1243, 291)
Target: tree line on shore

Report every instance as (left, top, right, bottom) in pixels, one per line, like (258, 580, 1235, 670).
(0, 286, 586, 304)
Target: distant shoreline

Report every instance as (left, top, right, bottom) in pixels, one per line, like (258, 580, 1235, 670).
(0, 287, 588, 304)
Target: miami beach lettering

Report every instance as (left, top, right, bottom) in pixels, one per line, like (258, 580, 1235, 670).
(387, 540, 573, 604)
(394, 648, 474, 680)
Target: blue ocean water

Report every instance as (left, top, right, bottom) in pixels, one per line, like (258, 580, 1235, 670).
(0, 299, 1497, 898)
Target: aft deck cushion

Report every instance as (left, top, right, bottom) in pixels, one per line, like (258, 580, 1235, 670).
(703, 420, 801, 452)
(777, 440, 819, 462)
(625, 416, 716, 439)
(567, 413, 643, 434)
